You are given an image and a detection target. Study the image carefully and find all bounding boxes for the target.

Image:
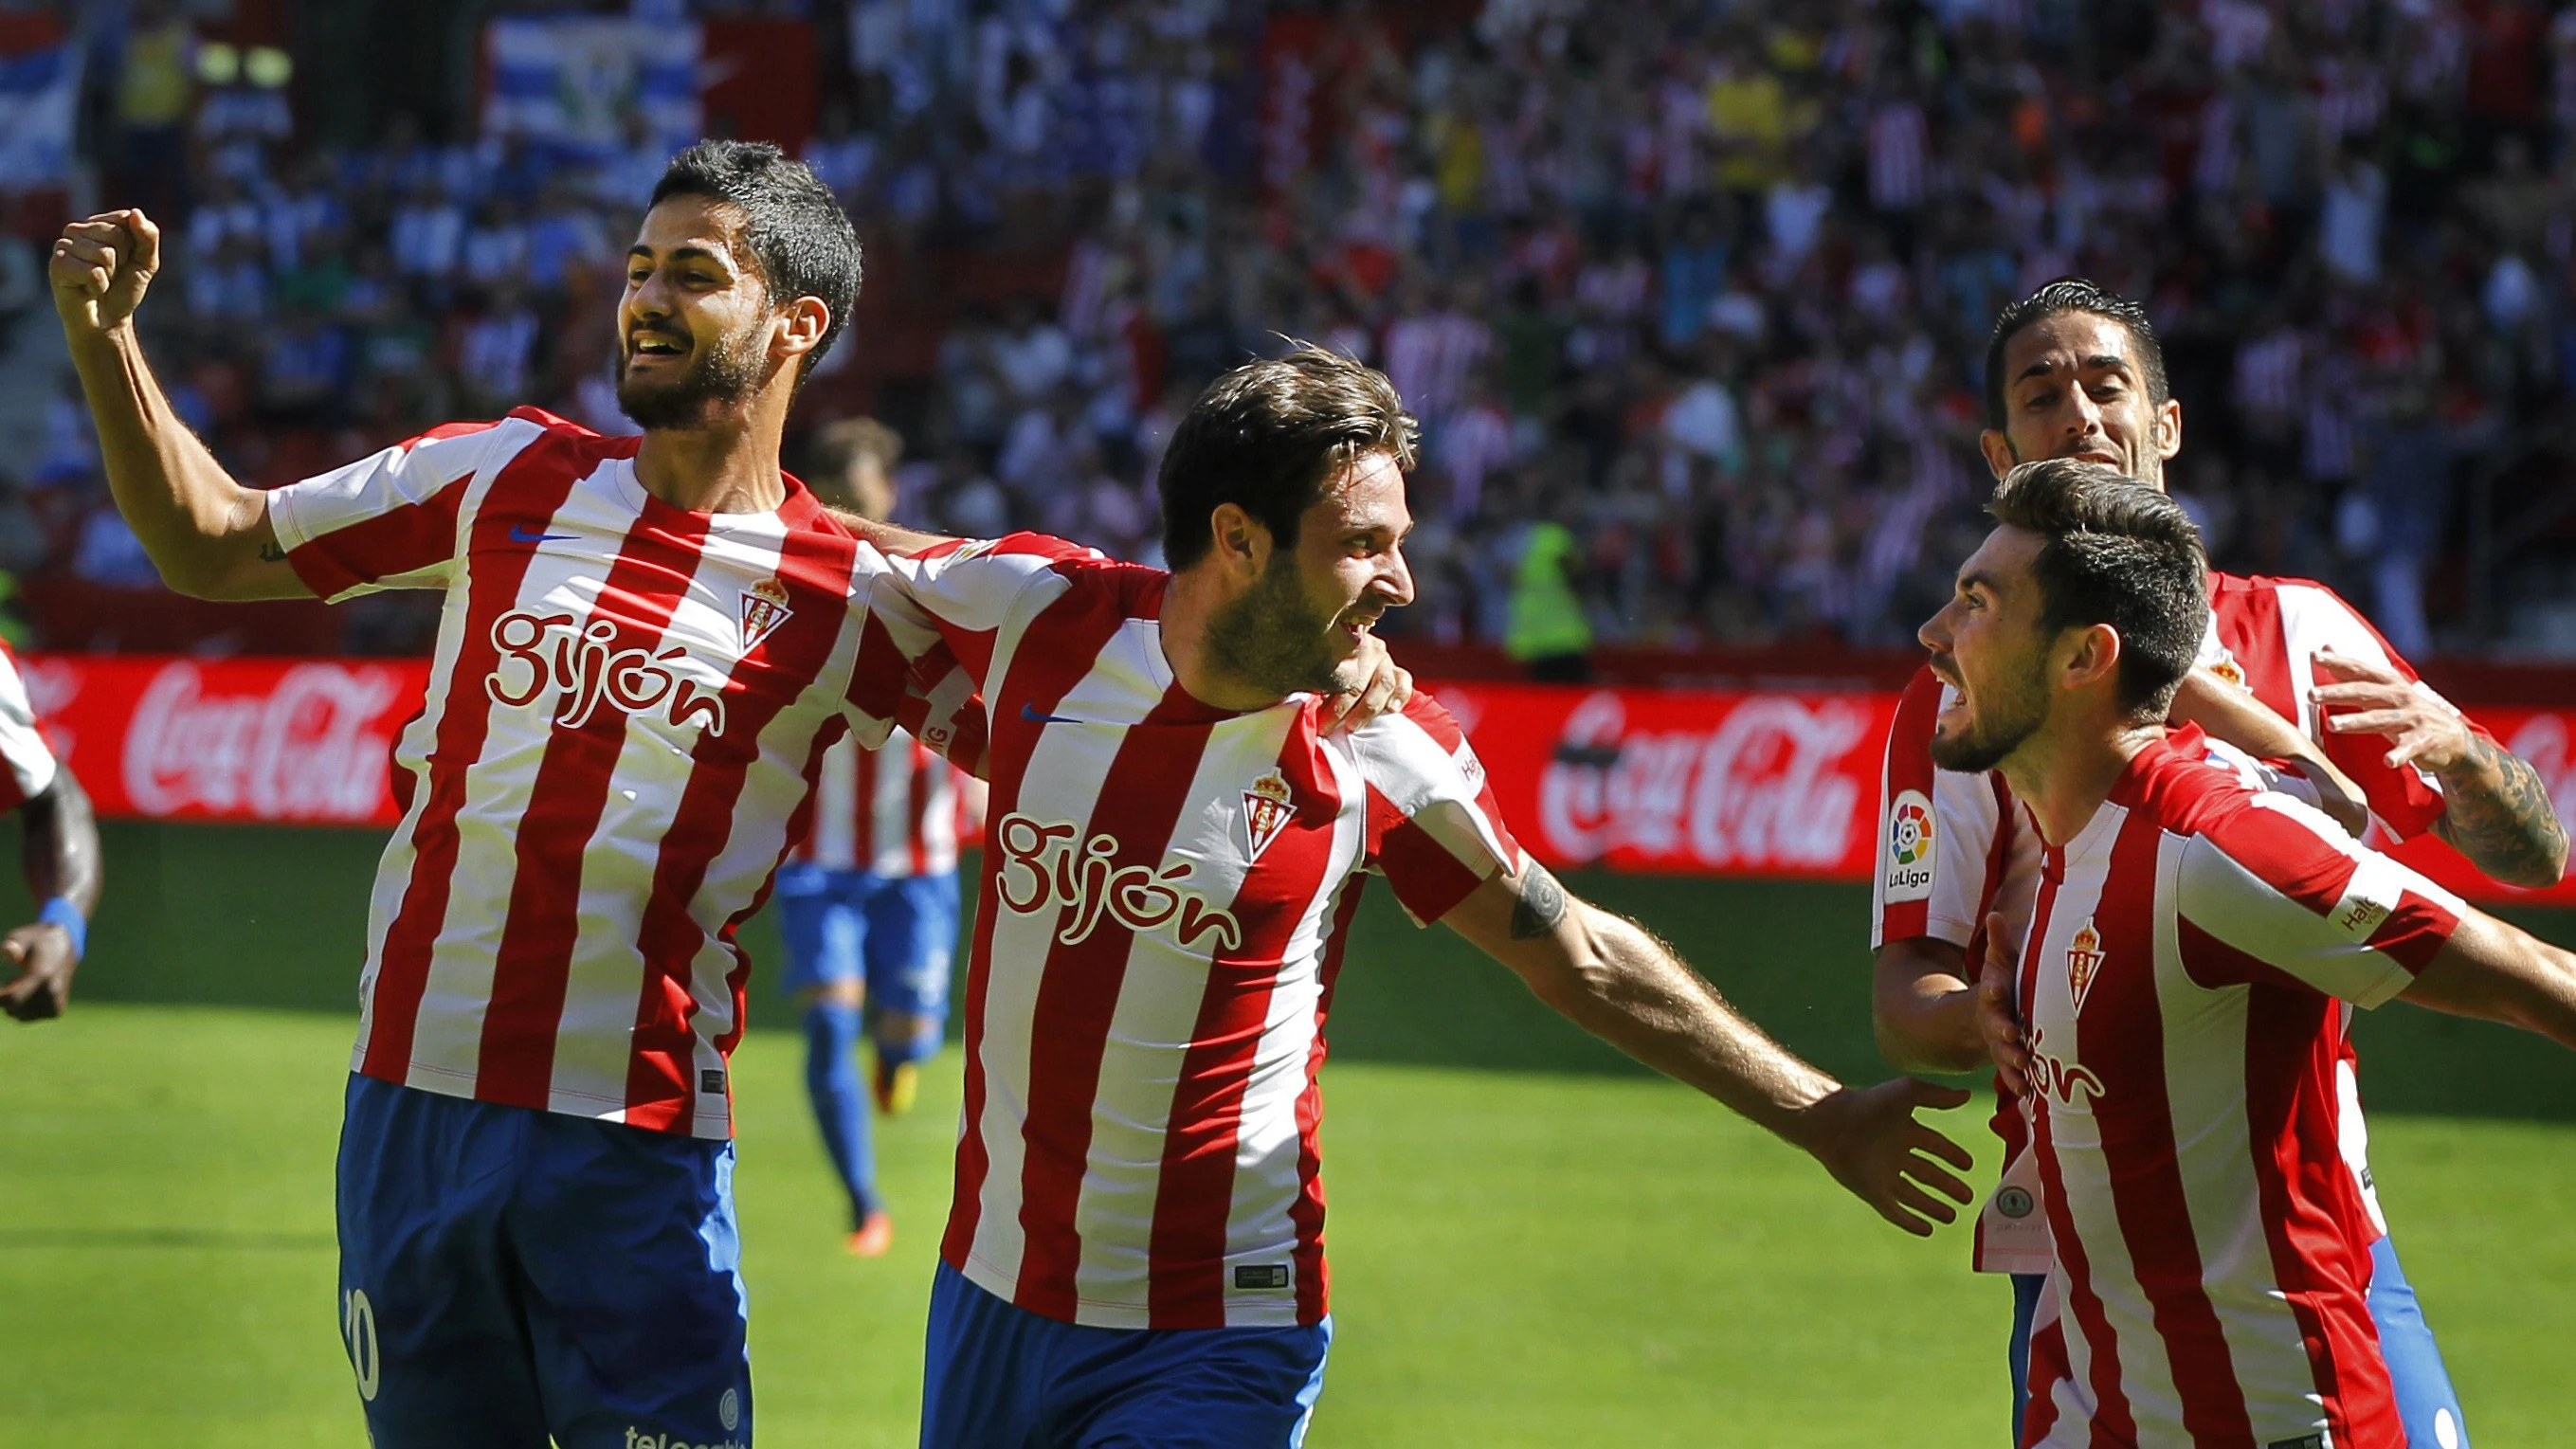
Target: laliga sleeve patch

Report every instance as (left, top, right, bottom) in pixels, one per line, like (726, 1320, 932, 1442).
(1883, 788, 1936, 902)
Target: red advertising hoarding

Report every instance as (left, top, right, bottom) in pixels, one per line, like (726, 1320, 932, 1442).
(17, 656, 2576, 907)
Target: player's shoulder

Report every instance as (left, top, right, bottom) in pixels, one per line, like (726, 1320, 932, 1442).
(1344, 689, 1480, 777)
(2132, 728, 2354, 876)
(2210, 571, 2380, 637)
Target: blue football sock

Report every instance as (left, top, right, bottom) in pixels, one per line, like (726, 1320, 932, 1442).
(802, 1000, 879, 1226)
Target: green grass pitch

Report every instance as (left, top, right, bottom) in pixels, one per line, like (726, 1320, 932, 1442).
(0, 823, 2571, 1442)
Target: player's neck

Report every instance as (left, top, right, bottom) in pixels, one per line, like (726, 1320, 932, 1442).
(1159, 566, 1292, 714)
(2000, 714, 2166, 848)
(634, 404, 789, 515)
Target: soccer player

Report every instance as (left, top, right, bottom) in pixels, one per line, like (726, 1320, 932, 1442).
(778, 416, 979, 1257)
(50, 141, 964, 1448)
(1871, 280, 2564, 1446)
(0, 639, 100, 1023)
(1921, 459, 2576, 1445)
(869, 346, 1980, 1448)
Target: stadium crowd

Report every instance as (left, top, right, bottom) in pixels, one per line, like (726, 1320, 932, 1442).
(4, 0, 2574, 661)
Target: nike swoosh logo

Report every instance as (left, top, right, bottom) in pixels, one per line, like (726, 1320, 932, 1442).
(1020, 702, 1079, 725)
(508, 523, 579, 545)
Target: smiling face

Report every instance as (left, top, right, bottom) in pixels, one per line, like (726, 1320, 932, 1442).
(1204, 450, 1418, 698)
(1917, 524, 2058, 774)
(1981, 311, 2183, 490)
(616, 195, 784, 431)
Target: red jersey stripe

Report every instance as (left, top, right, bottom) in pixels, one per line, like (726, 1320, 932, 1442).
(624, 523, 863, 1131)
(1290, 875, 1366, 1325)
(360, 429, 604, 1079)
(1147, 717, 1347, 1328)
(474, 501, 716, 1110)
(1011, 683, 1225, 1320)
(939, 574, 1135, 1273)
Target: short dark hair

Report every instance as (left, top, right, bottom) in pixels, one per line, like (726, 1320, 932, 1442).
(1986, 458, 2207, 721)
(649, 140, 861, 380)
(1984, 278, 2169, 431)
(1158, 345, 1419, 570)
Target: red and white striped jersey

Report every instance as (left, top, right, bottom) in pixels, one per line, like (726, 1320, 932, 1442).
(788, 728, 963, 878)
(2015, 725, 2461, 1448)
(0, 642, 60, 813)
(869, 534, 1522, 1330)
(270, 407, 945, 1141)
(1871, 571, 2487, 1270)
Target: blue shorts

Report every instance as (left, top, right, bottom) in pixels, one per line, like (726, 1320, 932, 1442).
(774, 865, 958, 1020)
(921, 1261, 1331, 1449)
(2006, 1241, 2469, 1448)
(335, 1074, 753, 1449)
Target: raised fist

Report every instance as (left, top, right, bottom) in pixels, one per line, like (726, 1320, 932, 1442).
(51, 208, 162, 334)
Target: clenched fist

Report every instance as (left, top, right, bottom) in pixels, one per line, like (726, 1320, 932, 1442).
(51, 208, 162, 334)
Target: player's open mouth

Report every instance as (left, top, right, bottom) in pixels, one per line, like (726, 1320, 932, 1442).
(627, 332, 690, 366)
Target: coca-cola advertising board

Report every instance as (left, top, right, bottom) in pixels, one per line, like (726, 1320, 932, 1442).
(17, 655, 426, 826)
(13, 657, 2576, 907)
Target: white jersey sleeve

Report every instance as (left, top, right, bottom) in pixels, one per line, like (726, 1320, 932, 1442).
(0, 644, 59, 811)
(1355, 693, 1523, 926)
(860, 532, 1110, 771)
(2176, 792, 2466, 1008)
(268, 414, 538, 601)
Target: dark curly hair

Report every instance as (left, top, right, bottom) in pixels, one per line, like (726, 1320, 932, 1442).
(1159, 344, 1420, 570)
(1986, 458, 2207, 721)
(649, 140, 861, 380)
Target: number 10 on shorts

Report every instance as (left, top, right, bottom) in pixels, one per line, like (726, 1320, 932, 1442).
(343, 1287, 380, 1402)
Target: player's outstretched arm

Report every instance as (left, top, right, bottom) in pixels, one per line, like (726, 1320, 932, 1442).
(2310, 646, 2568, 886)
(1445, 861, 1976, 1235)
(2401, 908, 2576, 1052)
(2168, 669, 2370, 838)
(3, 766, 100, 1022)
(50, 210, 301, 602)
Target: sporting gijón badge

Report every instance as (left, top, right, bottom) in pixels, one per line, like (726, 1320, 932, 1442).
(739, 577, 793, 652)
(1243, 770, 1296, 862)
(2066, 920, 2105, 1014)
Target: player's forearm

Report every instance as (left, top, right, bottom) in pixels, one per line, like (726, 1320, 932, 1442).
(20, 769, 100, 916)
(2431, 736, 2569, 888)
(825, 504, 952, 556)
(1871, 944, 1986, 1075)
(2407, 914, 2576, 1051)
(1540, 903, 1841, 1140)
(63, 323, 271, 598)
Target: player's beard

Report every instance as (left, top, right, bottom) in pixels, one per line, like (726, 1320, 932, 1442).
(1204, 554, 1351, 699)
(616, 317, 768, 431)
(1928, 647, 2052, 774)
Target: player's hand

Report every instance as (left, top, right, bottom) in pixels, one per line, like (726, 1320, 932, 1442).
(1322, 633, 1412, 735)
(1795, 1077, 1976, 1237)
(50, 208, 161, 334)
(2311, 647, 2476, 775)
(0, 921, 79, 1023)
(1976, 911, 2031, 1097)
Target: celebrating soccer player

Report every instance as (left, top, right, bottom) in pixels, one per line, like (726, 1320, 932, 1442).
(866, 346, 1978, 1448)
(0, 640, 100, 1023)
(53, 139, 894, 1448)
(1917, 459, 2576, 1445)
(1871, 280, 2567, 1447)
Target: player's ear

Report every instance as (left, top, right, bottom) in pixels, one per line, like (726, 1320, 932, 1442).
(2059, 623, 2122, 695)
(1978, 428, 2015, 480)
(2153, 398, 2183, 461)
(774, 295, 829, 361)
(1207, 503, 1267, 577)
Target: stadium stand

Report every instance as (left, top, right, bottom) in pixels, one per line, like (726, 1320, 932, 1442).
(2, 0, 2575, 664)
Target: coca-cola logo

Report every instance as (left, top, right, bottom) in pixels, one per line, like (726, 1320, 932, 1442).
(123, 661, 406, 821)
(1536, 691, 1873, 870)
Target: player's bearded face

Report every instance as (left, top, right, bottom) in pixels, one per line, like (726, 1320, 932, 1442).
(616, 307, 768, 431)
(1923, 528, 2055, 773)
(1986, 312, 2177, 492)
(1204, 551, 1355, 697)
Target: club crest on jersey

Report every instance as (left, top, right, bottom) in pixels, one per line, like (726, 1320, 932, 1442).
(739, 578, 793, 653)
(2208, 648, 2246, 689)
(1243, 770, 1296, 862)
(2065, 920, 2105, 1013)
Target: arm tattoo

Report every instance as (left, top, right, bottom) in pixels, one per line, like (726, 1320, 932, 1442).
(2435, 735, 2569, 887)
(1509, 861, 1570, 939)
(257, 541, 286, 563)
